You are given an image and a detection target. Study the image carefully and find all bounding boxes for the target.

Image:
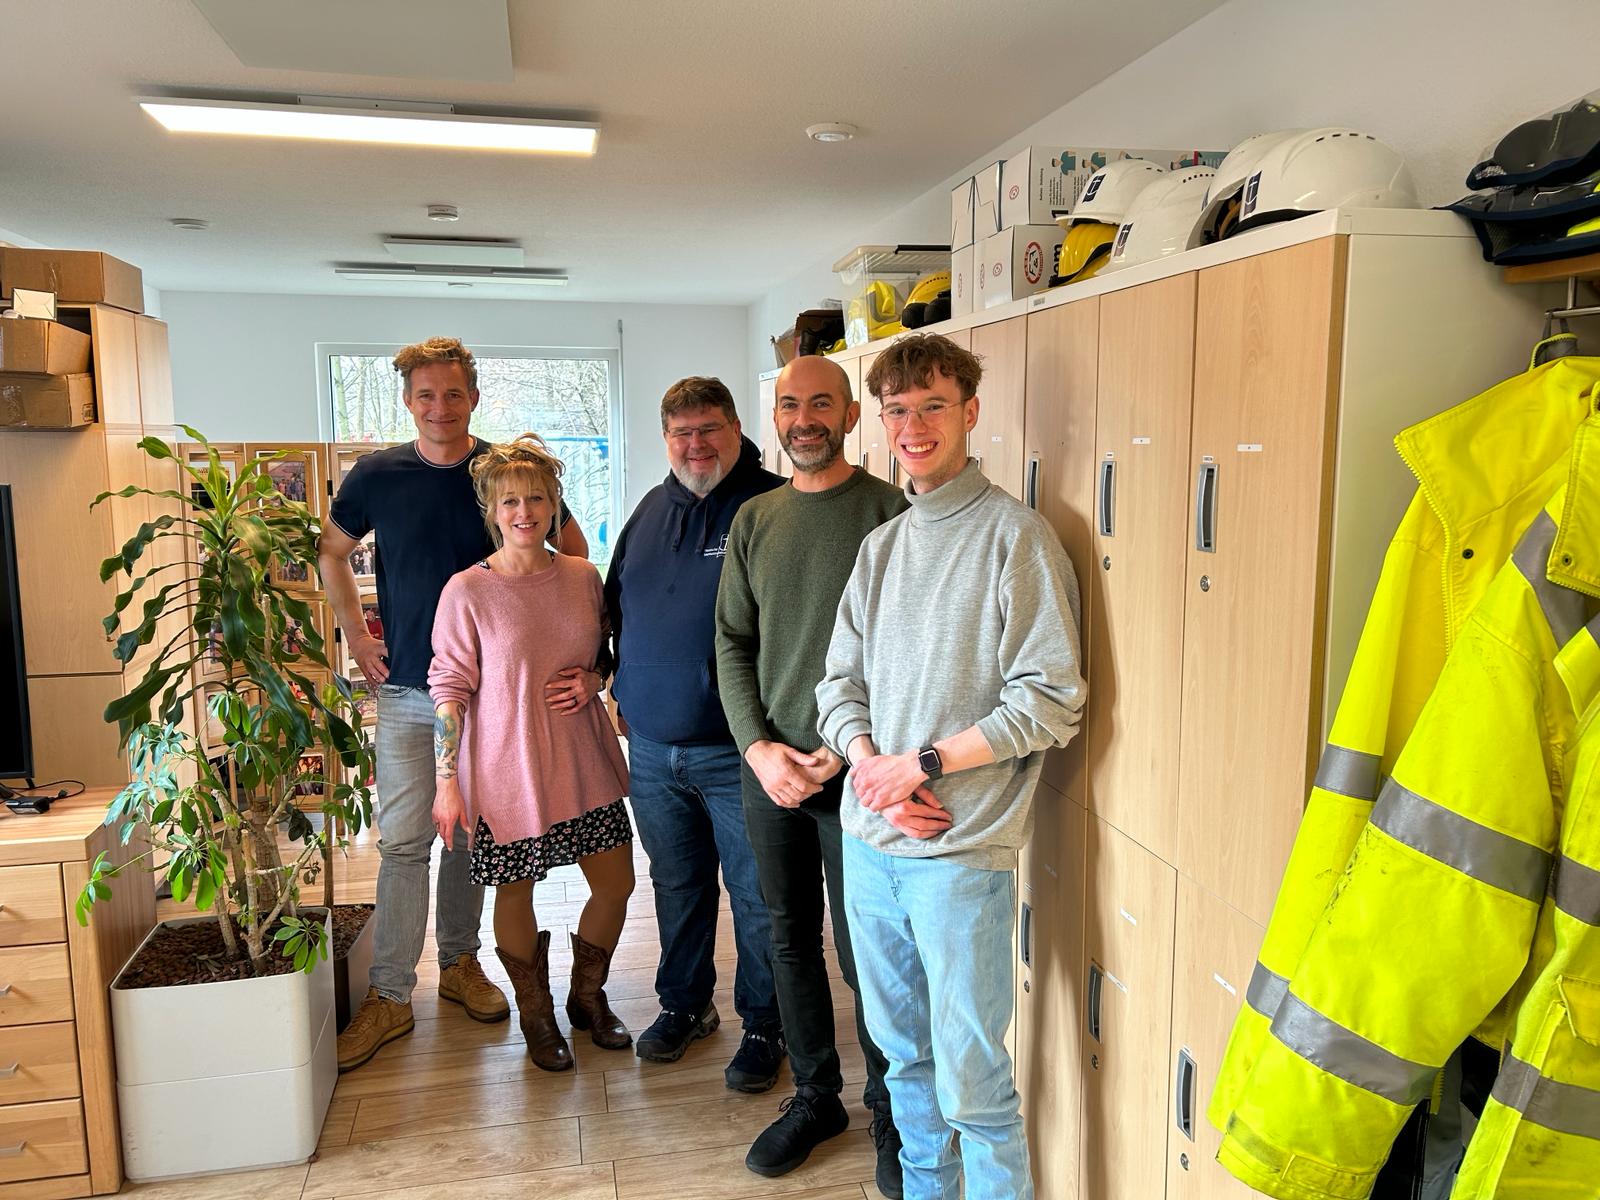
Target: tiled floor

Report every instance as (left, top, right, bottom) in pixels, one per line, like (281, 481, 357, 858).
(125, 808, 888, 1199)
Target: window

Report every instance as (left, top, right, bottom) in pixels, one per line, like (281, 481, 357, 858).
(319, 344, 622, 565)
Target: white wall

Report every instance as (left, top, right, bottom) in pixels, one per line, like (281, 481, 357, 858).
(160, 291, 750, 517)
(750, 0, 1600, 370)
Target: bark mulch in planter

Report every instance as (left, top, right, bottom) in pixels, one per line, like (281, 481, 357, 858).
(117, 918, 314, 989)
(330, 904, 374, 959)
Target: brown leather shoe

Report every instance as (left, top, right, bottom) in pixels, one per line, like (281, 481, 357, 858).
(439, 953, 511, 1023)
(566, 932, 632, 1050)
(337, 987, 414, 1072)
(497, 934, 573, 1072)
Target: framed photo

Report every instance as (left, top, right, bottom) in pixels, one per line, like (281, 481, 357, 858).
(245, 444, 330, 517)
(196, 618, 230, 683)
(348, 536, 378, 586)
(336, 594, 383, 678)
(291, 747, 332, 809)
(178, 442, 246, 512)
(279, 598, 331, 664)
(331, 443, 389, 495)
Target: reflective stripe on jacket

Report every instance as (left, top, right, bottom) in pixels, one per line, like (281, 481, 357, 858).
(1209, 358, 1600, 1152)
(1216, 401, 1600, 1199)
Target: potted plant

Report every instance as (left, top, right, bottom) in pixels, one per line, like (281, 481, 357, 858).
(77, 429, 374, 1180)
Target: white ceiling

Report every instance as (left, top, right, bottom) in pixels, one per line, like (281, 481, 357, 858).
(0, 0, 1228, 305)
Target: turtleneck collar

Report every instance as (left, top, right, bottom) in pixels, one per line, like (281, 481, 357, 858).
(905, 458, 992, 525)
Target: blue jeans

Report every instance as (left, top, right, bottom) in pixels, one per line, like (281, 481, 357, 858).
(368, 685, 483, 1004)
(627, 733, 779, 1030)
(844, 835, 1031, 1200)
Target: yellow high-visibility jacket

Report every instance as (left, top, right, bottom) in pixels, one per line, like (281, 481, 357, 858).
(1216, 404, 1600, 1200)
(1209, 358, 1600, 1139)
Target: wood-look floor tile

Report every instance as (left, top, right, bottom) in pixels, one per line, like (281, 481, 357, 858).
(303, 1117, 581, 1197)
(612, 1135, 876, 1200)
(317, 1096, 359, 1151)
(350, 1071, 607, 1142)
(323, 1161, 618, 1200)
(117, 1162, 309, 1199)
(580, 1092, 869, 1165)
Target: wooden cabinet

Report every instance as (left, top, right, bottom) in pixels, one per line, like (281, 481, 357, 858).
(1167, 879, 1263, 1200)
(754, 370, 788, 478)
(1177, 239, 1345, 927)
(1081, 815, 1177, 1200)
(1023, 299, 1099, 806)
(1088, 274, 1197, 866)
(969, 317, 1028, 499)
(839, 356, 863, 470)
(857, 349, 894, 484)
(0, 794, 155, 1196)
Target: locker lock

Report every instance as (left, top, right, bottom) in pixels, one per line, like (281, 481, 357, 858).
(1090, 1054, 1100, 1071)
(1023, 979, 1030, 993)
(1181, 1154, 1191, 1171)
(1101, 555, 1111, 571)
(1199, 575, 1211, 592)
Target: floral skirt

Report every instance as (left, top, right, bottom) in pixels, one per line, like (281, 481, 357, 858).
(469, 799, 633, 886)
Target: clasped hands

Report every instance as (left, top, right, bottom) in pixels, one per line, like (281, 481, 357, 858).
(848, 746, 952, 840)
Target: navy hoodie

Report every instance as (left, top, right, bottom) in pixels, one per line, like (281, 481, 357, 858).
(605, 437, 782, 744)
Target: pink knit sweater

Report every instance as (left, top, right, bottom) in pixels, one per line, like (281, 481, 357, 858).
(428, 555, 629, 844)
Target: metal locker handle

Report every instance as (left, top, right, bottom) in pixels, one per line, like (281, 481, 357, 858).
(1025, 456, 1041, 511)
(0, 1063, 17, 1078)
(1087, 963, 1104, 1042)
(1194, 462, 1218, 553)
(1019, 902, 1032, 968)
(891, 458, 901, 486)
(0, 1141, 23, 1157)
(1175, 1047, 1197, 1141)
(1098, 458, 1117, 537)
(858, 449, 868, 472)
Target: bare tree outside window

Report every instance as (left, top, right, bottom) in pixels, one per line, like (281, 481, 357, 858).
(330, 353, 617, 564)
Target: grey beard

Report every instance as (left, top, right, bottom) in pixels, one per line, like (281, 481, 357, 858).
(783, 426, 845, 473)
(672, 460, 726, 496)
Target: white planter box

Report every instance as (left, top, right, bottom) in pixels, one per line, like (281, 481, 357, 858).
(111, 912, 337, 1181)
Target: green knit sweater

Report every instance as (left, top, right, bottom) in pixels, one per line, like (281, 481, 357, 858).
(714, 468, 908, 755)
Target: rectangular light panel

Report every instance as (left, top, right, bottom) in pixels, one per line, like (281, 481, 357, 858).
(140, 98, 597, 155)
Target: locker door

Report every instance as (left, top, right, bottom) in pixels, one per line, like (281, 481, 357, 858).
(839, 356, 864, 470)
(1081, 814, 1178, 1200)
(1017, 785, 1086, 1200)
(969, 317, 1028, 499)
(1177, 237, 1345, 927)
(757, 372, 790, 478)
(857, 349, 895, 484)
(1167, 877, 1263, 1200)
(1089, 274, 1197, 866)
(1022, 298, 1099, 805)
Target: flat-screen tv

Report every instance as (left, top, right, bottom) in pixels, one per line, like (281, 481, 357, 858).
(0, 486, 32, 783)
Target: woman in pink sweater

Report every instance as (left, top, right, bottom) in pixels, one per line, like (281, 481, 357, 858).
(429, 435, 633, 1072)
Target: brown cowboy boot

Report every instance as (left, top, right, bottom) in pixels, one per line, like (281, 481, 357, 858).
(496, 933, 573, 1072)
(566, 931, 632, 1050)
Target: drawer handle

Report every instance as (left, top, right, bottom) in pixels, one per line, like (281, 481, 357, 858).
(0, 985, 11, 997)
(0, 1063, 17, 1078)
(0, 1141, 24, 1157)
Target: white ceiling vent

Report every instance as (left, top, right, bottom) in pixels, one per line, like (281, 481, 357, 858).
(382, 237, 525, 267)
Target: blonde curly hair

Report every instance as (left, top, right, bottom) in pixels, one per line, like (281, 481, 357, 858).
(393, 336, 477, 392)
(469, 434, 566, 548)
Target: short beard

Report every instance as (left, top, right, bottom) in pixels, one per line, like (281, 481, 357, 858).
(672, 460, 727, 497)
(782, 424, 845, 474)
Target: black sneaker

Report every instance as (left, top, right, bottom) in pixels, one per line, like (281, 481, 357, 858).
(745, 1088, 850, 1177)
(870, 1108, 904, 1199)
(724, 1023, 786, 1092)
(635, 1001, 720, 1063)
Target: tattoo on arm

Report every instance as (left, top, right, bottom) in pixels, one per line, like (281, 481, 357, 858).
(434, 707, 462, 779)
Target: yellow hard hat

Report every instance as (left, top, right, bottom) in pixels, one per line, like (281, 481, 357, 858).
(1052, 222, 1117, 286)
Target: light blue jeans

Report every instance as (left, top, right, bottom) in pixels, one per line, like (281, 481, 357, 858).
(843, 835, 1031, 1200)
(367, 684, 483, 1003)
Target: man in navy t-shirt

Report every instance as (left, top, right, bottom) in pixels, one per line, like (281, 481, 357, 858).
(319, 336, 583, 1072)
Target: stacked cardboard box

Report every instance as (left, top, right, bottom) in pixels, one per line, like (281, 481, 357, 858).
(0, 316, 95, 428)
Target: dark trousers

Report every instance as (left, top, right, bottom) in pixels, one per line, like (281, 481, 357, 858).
(741, 761, 891, 1112)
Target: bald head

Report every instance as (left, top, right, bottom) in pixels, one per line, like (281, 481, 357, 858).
(774, 354, 859, 476)
(777, 354, 853, 406)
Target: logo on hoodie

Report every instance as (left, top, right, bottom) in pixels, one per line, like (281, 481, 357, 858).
(704, 533, 729, 559)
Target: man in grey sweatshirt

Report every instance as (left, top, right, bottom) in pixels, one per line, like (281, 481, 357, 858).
(816, 333, 1085, 1200)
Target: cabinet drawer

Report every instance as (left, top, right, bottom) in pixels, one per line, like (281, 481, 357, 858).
(0, 1024, 78, 1105)
(0, 948, 73, 1027)
(0, 1099, 85, 1183)
(0, 867, 65, 948)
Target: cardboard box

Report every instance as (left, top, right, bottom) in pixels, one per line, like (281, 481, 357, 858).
(951, 246, 975, 316)
(950, 178, 976, 250)
(978, 225, 1066, 308)
(1000, 146, 1228, 227)
(974, 160, 1003, 241)
(0, 318, 92, 374)
(0, 248, 144, 314)
(0, 373, 96, 429)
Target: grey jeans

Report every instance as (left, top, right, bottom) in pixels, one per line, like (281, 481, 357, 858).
(367, 684, 483, 1003)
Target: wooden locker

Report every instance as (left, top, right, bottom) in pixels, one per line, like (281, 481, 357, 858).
(1081, 813, 1178, 1200)
(857, 349, 895, 484)
(1022, 298, 1099, 806)
(133, 317, 175, 427)
(756, 371, 786, 477)
(88, 306, 141, 428)
(1088, 273, 1197, 866)
(840, 356, 863, 470)
(1167, 878, 1264, 1200)
(1177, 238, 1345, 927)
(1016, 786, 1087, 1200)
(969, 317, 1027, 499)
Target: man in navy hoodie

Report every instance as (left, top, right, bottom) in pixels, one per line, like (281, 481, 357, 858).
(604, 376, 787, 1090)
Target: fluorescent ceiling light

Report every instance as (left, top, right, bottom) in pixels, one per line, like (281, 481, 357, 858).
(334, 265, 568, 286)
(139, 97, 597, 155)
(382, 237, 525, 267)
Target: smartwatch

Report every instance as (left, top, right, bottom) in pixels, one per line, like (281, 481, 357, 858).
(917, 745, 944, 781)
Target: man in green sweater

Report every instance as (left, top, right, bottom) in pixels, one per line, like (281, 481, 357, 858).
(816, 333, 1085, 1200)
(715, 354, 908, 1195)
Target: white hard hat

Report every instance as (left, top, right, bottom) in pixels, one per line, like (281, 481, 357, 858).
(1103, 166, 1217, 273)
(1188, 129, 1306, 248)
(1062, 159, 1167, 229)
(1235, 127, 1417, 234)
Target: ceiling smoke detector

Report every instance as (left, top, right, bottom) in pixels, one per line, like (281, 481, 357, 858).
(806, 123, 857, 143)
(169, 217, 210, 231)
(427, 204, 460, 222)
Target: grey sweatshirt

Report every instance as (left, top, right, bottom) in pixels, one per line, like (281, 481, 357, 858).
(816, 460, 1086, 870)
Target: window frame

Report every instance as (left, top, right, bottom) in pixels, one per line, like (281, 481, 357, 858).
(315, 341, 626, 560)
